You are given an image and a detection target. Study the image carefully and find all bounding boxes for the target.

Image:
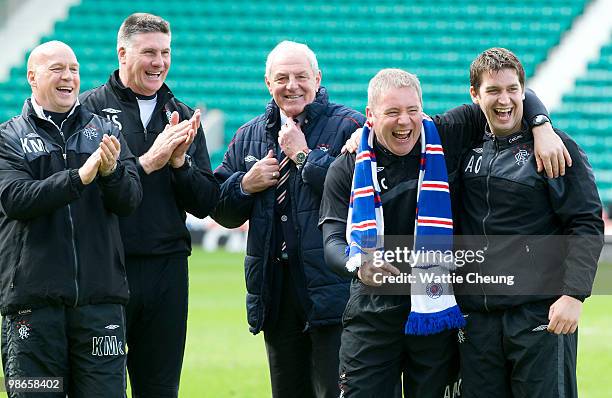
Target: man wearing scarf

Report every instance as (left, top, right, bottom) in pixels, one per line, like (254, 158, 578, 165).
(319, 68, 567, 397)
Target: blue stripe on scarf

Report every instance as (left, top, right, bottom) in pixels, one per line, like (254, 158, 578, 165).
(406, 118, 465, 335)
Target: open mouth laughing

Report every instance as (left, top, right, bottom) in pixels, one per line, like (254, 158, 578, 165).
(145, 71, 163, 79)
(392, 129, 412, 141)
(494, 107, 513, 121)
(56, 86, 74, 96)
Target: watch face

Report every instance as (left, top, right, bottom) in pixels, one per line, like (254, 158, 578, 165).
(296, 151, 307, 164)
(534, 115, 549, 126)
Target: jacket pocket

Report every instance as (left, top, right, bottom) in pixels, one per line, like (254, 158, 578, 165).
(245, 293, 261, 330)
(9, 234, 25, 290)
(243, 255, 261, 293)
(342, 279, 363, 325)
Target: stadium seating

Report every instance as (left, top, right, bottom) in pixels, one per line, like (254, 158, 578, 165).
(553, 32, 612, 203)
(3, 0, 609, 204)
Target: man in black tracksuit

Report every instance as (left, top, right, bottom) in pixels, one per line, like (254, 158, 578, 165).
(0, 41, 142, 397)
(79, 14, 219, 398)
(319, 68, 560, 398)
(455, 48, 604, 398)
(212, 41, 365, 398)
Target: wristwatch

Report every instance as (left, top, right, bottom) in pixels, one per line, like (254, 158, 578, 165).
(294, 149, 311, 169)
(531, 114, 551, 127)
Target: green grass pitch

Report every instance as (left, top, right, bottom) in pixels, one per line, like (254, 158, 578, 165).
(2, 248, 611, 397)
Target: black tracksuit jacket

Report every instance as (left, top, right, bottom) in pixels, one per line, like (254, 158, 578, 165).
(80, 71, 220, 257)
(457, 126, 604, 312)
(0, 100, 142, 315)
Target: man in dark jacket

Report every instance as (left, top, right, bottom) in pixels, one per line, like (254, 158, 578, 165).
(456, 48, 604, 398)
(0, 41, 142, 397)
(319, 68, 565, 398)
(212, 40, 365, 398)
(79, 13, 220, 398)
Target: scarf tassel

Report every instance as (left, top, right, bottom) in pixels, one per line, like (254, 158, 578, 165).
(405, 305, 466, 336)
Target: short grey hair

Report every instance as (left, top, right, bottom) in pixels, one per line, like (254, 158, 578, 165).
(265, 40, 319, 77)
(117, 13, 170, 50)
(368, 68, 423, 110)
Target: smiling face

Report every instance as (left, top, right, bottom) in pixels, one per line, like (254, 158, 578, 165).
(367, 86, 423, 156)
(118, 32, 170, 96)
(28, 42, 80, 113)
(470, 68, 524, 137)
(265, 50, 321, 118)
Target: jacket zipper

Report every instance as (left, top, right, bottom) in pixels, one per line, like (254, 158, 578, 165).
(481, 138, 500, 312)
(57, 123, 80, 307)
(24, 113, 83, 306)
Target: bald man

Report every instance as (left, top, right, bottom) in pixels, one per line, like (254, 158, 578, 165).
(0, 41, 142, 397)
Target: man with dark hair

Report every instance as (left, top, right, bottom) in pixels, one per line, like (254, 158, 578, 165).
(457, 47, 604, 398)
(80, 13, 219, 398)
(212, 40, 365, 398)
(0, 40, 141, 397)
(319, 67, 568, 398)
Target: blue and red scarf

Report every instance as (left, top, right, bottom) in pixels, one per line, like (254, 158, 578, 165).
(346, 118, 465, 335)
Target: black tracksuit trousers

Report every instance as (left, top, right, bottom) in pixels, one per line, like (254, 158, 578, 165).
(458, 300, 578, 398)
(339, 280, 461, 398)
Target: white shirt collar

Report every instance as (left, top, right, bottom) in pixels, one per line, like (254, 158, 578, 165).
(279, 110, 306, 126)
(30, 94, 79, 126)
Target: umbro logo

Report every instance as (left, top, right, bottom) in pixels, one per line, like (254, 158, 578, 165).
(532, 324, 549, 332)
(244, 155, 259, 163)
(104, 324, 120, 330)
(472, 148, 483, 154)
(102, 108, 121, 114)
(377, 167, 385, 172)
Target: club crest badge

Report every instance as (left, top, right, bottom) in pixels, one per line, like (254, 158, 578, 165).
(514, 149, 529, 166)
(426, 283, 443, 299)
(16, 320, 31, 340)
(83, 126, 98, 141)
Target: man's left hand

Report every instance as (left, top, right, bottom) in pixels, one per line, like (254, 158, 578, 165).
(533, 123, 572, 178)
(98, 134, 121, 176)
(278, 118, 307, 162)
(547, 295, 582, 334)
(169, 109, 200, 168)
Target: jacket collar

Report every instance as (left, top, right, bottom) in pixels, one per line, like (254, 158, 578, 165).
(264, 87, 330, 132)
(484, 120, 532, 149)
(107, 69, 173, 105)
(23, 96, 81, 129)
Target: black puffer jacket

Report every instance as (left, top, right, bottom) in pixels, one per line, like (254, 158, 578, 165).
(0, 99, 142, 315)
(212, 88, 365, 334)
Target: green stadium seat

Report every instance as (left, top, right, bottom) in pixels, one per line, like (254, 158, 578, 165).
(3, 0, 606, 201)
